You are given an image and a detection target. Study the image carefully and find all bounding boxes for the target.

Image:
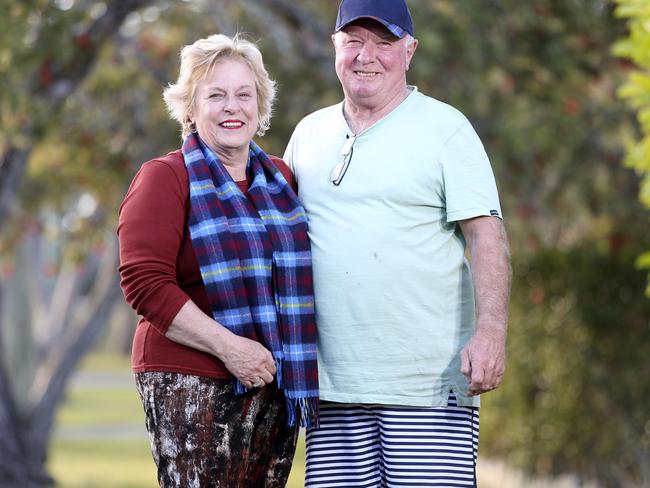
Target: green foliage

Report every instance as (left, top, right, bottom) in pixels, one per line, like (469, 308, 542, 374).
(4, 1, 645, 257)
(481, 245, 650, 486)
(614, 0, 650, 295)
(407, 1, 641, 257)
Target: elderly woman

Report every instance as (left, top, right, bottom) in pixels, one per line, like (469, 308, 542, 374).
(117, 33, 318, 487)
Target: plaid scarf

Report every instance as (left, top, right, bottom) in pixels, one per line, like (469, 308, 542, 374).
(182, 133, 318, 427)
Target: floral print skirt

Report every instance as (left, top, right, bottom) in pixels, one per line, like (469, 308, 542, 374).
(135, 372, 298, 487)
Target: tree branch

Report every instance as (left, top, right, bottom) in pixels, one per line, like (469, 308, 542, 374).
(27, 237, 121, 464)
(42, 0, 155, 110)
(0, 144, 30, 232)
(0, 0, 154, 229)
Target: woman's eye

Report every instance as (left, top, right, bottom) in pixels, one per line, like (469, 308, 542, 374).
(239, 93, 252, 99)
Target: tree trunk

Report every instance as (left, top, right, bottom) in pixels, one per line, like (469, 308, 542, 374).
(0, 145, 30, 231)
(0, 346, 50, 486)
(0, 238, 120, 487)
(29, 249, 121, 469)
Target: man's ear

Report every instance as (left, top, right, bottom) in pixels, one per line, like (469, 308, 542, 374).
(406, 38, 418, 70)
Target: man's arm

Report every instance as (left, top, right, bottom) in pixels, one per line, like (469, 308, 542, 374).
(458, 216, 512, 396)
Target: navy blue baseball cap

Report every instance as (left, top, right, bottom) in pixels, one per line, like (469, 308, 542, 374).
(335, 0, 414, 39)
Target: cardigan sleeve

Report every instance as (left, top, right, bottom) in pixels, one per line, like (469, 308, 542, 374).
(117, 157, 191, 333)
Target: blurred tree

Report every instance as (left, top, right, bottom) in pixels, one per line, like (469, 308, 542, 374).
(0, 1, 335, 485)
(614, 0, 650, 296)
(0, 1, 153, 485)
(407, 0, 645, 256)
(0, 0, 154, 228)
(481, 245, 650, 486)
(415, 1, 649, 485)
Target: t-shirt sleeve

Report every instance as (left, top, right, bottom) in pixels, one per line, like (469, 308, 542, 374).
(439, 120, 503, 223)
(283, 128, 298, 175)
(117, 159, 191, 333)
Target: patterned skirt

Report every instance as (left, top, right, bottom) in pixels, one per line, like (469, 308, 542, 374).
(135, 372, 298, 487)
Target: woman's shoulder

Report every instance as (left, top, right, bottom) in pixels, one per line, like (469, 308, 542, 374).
(267, 155, 296, 191)
(268, 154, 290, 173)
(143, 149, 186, 174)
(123, 149, 188, 202)
(120, 149, 189, 216)
(138, 149, 188, 186)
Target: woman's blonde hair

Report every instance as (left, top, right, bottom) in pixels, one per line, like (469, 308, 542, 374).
(163, 33, 277, 139)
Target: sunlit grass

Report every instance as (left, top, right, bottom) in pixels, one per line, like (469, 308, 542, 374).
(77, 352, 139, 373)
(48, 351, 587, 488)
(56, 387, 143, 427)
(49, 437, 306, 488)
(287, 437, 306, 487)
(48, 439, 157, 488)
(48, 351, 306, 487)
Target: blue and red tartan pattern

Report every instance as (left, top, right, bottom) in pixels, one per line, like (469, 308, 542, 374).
(182, 133, 318, 427)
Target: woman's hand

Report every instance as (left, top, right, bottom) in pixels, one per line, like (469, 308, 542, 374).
(165, 301, 277, 389)
(219, 334, 277, 389)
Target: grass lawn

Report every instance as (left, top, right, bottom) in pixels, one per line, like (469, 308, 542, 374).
(49, 438, 306, 488)
(48, 351, 306, 487)
(47, 352, 596, 488)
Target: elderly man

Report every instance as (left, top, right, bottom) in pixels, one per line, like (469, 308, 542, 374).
(284, 0, 511, 486)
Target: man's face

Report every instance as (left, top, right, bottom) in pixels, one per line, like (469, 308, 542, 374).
(333, 19, 417, 109)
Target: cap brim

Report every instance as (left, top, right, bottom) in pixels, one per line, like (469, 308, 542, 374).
(336, 16, 406, 38)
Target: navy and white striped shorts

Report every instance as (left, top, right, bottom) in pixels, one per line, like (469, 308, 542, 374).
(305, 393, 479, 487)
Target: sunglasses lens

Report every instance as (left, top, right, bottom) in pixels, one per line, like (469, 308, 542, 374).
(330, 162, 344, 183)
(330, 135, 356, 185)
(341, 136, 355, 156)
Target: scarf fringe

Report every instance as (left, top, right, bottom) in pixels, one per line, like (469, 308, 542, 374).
(287, 397, 320, 428)
(234, 380, 247, 396)
(276, 355, 320, 427)
(233, 376, 320, 428)
(275, 355, 283, 389)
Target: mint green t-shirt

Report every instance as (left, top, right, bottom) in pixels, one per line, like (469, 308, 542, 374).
(283, 87, 502, 407)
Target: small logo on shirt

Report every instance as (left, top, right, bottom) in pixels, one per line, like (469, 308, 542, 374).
(490, 210, 500, 217)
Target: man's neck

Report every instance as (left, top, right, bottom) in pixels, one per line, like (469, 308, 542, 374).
(343, 86, 411, 134)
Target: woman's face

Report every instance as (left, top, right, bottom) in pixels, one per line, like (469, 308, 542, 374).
(191, 58, 259, 158)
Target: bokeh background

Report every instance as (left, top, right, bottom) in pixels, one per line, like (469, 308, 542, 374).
(1, 1, 649, 487)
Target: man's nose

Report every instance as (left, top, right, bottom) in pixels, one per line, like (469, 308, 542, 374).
(356, 41, 377, 63)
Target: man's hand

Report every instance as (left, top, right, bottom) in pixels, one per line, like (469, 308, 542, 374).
(460, 326, 506, 396)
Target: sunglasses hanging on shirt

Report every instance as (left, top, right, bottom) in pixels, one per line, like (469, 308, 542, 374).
(330, 135, 357, 186)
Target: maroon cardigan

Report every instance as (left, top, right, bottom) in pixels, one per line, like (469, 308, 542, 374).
(117, 149, 296, 378)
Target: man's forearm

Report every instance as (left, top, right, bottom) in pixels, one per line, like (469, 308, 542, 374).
(461, 217, 512, 332)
